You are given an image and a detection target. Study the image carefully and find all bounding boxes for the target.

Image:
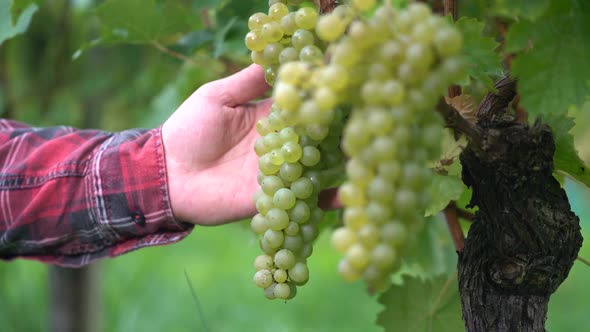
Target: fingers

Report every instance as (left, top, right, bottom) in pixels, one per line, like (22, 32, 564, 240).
(201, 64, 271, 107)
(318, 188, 343, 211)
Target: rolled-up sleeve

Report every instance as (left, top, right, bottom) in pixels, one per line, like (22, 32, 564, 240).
(0, 119, 192, 267)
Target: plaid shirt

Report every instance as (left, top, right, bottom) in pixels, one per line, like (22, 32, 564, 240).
(0, 119, 192, 267)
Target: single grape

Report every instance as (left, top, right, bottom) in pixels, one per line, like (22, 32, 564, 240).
(268, 2, 289, 21)
(357, 223, 380, 249)
(283, 234, 303, 252)
(254, 269, 273, 288)
(273, 188, 297, 210)
(291, 29, 315, 49)
(264, 229, 285, 248)
(279, 46, 299, 64)
(288, 200, 311, 224)
(263, 43, 284, 64)
(273, 282, 291, 299)
(300, 223, 319, 243)
(281, 141, 303, 163)
(251, 213, 269, 235)
(316, 14, 346, 42)
(266, 208, 290, 230)
(295, 7, 319, 30)
(274, 82, 301, 112)
(279, 162, 304, 182)
(255, 194, 274, 215)
(262, 22, 284, 43)
(331, 227, 357, 254)
(254, 254, 275, 271)
(290, 177, 314, 199)
(338, 259, 361, 282)
(273, 269, 288, 283)
(380, 221, 407, 247)
(288, 262, 309, 283)
(274, 249, 296, 269)
(261, 175, 285, 196)
(371, 244, 397, 269)
(300, 146, 321, 167)
(245, 31, 267, 52)
(264, 283, 277, 300)
(248, 13, 269, 31)
(299, 45, 323, 64)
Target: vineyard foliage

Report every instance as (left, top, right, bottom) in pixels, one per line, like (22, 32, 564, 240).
(1, 0, 590, 331)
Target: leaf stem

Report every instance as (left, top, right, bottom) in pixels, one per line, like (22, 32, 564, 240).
(151, 41, 197, 65)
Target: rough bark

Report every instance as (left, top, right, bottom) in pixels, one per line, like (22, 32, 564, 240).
(457, 79, 583, 331)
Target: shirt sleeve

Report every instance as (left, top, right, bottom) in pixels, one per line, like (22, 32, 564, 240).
(0, 119, 193, 267)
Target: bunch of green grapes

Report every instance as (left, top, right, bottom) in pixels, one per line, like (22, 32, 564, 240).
(247, 1, 352, 300)
(329, 2, 464, 291)
(246, 0, 465, 298)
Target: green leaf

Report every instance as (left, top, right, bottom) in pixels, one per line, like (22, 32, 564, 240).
(402, 217, 458, 278)
(491, 0, 550, 21)
(506, 1, 590, 118)
(544, 113, 590, 188)
(425, 173, 466, 217)
(455, 17, 504, 90)
(377, 274, 463, 332)
(0, 0, 38, 46)
(213, 17, 238, 58)
(96, 0, 197, 45)
(9, 0, 41, 24)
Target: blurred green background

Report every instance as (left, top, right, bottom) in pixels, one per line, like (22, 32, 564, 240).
(0, 1, 589, 331)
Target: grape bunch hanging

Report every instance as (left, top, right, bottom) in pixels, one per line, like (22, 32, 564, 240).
(247, 0, 464, 299)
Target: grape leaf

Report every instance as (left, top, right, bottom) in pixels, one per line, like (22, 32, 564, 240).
(506, 1, 590, 118)
(0, 0, 38, 46)
(95, 0, 197, 45)
(455, 17, 503, 90)
(402, 217, 458, 278)
(491, 0, 550, 21)
(544, 113, 590, 188)
(377, 274, 463, 332)
(425, 173, 465, 217)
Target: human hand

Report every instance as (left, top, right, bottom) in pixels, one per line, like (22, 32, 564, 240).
(162, 65, 339, 225)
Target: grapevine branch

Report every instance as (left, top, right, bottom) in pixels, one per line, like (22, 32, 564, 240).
(150, 41, 197, 65)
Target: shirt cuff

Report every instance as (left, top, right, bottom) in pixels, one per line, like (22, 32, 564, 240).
(81, 127, 192, 265)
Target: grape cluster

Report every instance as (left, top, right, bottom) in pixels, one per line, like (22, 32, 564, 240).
(247, 1, 347, 300)
(329, 3, 464, 291)
(246, 0, 464, 298)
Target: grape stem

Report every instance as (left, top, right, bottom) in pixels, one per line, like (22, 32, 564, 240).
(443, 203, 465, 252)
(578, 256, 590, 267)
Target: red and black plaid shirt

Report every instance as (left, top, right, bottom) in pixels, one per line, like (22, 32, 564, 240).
(0, 119, 192, 267)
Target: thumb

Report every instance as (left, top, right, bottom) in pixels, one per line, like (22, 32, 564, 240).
(200, 64, 271, 107)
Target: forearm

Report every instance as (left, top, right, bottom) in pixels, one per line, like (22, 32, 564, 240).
(0, 119, 192, 267)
